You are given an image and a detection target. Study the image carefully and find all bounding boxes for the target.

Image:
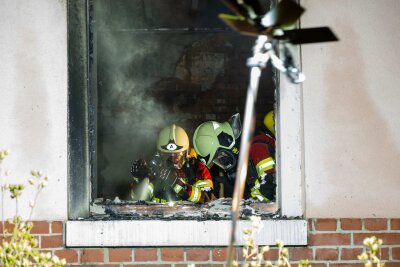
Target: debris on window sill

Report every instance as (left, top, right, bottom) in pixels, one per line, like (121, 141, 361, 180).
(89, 198, 279, 221)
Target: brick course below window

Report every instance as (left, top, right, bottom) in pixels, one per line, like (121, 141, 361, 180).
(1, 218, 400, 266)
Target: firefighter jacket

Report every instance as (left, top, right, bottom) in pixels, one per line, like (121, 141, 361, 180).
(136, 158, 213, 204)
(172, 159, 214, 204)
(247, 130, 276, 201)
(216, 129, 276, 201)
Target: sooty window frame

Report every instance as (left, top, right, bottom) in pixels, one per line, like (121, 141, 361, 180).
(68, 0, 91, 219)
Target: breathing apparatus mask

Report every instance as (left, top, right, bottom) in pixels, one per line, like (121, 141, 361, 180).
(193, 113, 242, 172)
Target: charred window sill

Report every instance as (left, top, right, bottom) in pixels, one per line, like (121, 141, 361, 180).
(91, 198, 280, 221)
(66, 198, 307, 247)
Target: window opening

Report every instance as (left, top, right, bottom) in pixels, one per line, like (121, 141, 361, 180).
(88, 0, 278, 220)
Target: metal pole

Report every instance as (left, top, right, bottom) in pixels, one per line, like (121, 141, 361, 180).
(226, 35, 270, 267)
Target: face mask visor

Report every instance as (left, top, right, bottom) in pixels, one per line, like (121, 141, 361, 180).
(212, 148, 237, 171)
(160, 151, 187, 169)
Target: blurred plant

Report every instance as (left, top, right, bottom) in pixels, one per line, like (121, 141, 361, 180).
(232, 217, 385, 267)
(235, 216, 310, 267)
(0, 149, 66, 266)
(358, 236, 385, 267)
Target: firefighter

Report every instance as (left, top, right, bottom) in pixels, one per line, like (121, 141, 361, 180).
(192, 112, 276, 201)
(131, 124, 214, 204)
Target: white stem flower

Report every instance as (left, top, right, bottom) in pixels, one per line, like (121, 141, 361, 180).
(363, 237, 371, 246)
(0, 152, 64, 267)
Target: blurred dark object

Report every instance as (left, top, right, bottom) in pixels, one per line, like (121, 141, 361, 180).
(219, 0, 338, 44)
(159, 165, 179, 187)
(148, 154, 163, 179)
(131, 159, 149, 180)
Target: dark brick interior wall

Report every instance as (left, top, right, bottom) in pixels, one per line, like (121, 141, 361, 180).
(147, 34, 276, 132)
(93, 0, 276, 198)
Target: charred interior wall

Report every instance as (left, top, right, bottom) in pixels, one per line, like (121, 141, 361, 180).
(93, 0, 276, 199)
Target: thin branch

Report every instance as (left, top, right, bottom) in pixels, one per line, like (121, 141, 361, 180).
(0, 162, 4, 235)
(28, 186, 42, 221)
(15, 197, 18, 217)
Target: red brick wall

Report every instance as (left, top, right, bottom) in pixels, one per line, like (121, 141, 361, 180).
(2, 219, 400, 266)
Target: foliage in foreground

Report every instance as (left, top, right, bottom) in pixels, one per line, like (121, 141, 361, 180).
(358, 236, 385, 267)
(232, 216, 385, 267)
(0, 149, 66, 266)
(0, 149, 386, 267)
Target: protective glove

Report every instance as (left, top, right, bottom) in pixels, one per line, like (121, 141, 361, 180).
(131, 159, 149, 182)
(171, 177, 188, 194)
(259, 172, 275, 185)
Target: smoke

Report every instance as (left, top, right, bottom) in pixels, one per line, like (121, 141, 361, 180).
(92, 0, 275, 199)
(94, 6, 195, 198)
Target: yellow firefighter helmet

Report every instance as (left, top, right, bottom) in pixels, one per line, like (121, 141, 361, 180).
(157, 124, 189, 169)
(263, 110, 275, 135)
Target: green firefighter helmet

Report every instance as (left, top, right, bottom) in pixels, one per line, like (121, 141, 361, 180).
(193, 121, 236, 169)
(157, 124, 189, 169)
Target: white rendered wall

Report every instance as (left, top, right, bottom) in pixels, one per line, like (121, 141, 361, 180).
(0, 0, 67, 220)
(301, 0, 400, 217)
(2, 0, 400, 221)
